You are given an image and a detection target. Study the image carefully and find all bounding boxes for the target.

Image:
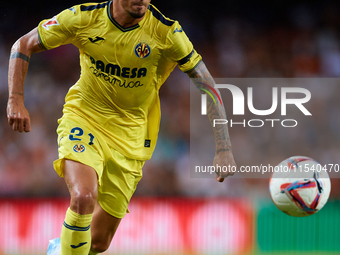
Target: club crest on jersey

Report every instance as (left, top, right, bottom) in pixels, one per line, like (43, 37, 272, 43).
(42, 16, 59, 30)
(135, 43, 151, 59)
(73, 144, 85, 153)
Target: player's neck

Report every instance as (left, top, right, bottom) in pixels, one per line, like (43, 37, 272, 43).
(111, 1, 146, 28)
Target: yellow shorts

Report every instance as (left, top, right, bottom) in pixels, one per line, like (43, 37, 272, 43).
(53, 114, 144, 218)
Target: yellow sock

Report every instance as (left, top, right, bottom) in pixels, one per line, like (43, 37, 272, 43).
(60, 207, 92, 255)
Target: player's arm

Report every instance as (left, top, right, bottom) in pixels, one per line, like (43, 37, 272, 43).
(187, 61, 236, 182)
(7, 28, 44, 132)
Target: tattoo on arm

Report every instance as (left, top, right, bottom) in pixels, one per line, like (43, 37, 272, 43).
(188, 61, 232, 152)
(36, 39, 46, 51)
(10, 52, 30, 63)
(11, 92, 24, 96)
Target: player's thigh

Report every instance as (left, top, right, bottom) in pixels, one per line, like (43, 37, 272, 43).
(91, 201, 122, 252)
(63, 159, 99, 214)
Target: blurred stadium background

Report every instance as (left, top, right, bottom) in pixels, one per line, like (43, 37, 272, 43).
(1, 0, 340, 254)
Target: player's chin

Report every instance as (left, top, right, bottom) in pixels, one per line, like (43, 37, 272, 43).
(129, 11, 146, 19)
(129, 6, 147, 18)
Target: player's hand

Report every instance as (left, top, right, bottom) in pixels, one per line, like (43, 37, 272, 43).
(213, 150, 236, 182)
(7, 98, 31, 133)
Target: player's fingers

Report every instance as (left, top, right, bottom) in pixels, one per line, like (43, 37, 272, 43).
(18, 118, 25, 132)
(24, 117, 31, 132)
(216, 176, 225, 182)
(8, 116, 14, 126)
(12, 119, 19, 131)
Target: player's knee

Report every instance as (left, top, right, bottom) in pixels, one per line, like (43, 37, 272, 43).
(70, 189, 97, 214)
(91, 237, 110, 253)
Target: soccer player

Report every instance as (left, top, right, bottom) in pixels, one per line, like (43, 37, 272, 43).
(7, 0, 236, 254)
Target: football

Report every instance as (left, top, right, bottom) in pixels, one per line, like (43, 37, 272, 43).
(269, 156, 331, 217)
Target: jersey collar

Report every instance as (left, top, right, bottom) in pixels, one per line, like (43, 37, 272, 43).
(107, 0, 147, 32)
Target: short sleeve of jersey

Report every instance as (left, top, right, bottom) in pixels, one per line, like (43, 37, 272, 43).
(37, 6, 81, 50)
(167, 21, 202, 73)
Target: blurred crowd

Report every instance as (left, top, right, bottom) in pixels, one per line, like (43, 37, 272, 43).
(1, 1, 340, 198)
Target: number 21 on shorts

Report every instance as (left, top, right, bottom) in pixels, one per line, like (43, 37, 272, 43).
(69, 127, 95, 145)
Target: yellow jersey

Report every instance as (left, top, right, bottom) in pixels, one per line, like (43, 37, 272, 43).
(37, 0, 202, 160)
